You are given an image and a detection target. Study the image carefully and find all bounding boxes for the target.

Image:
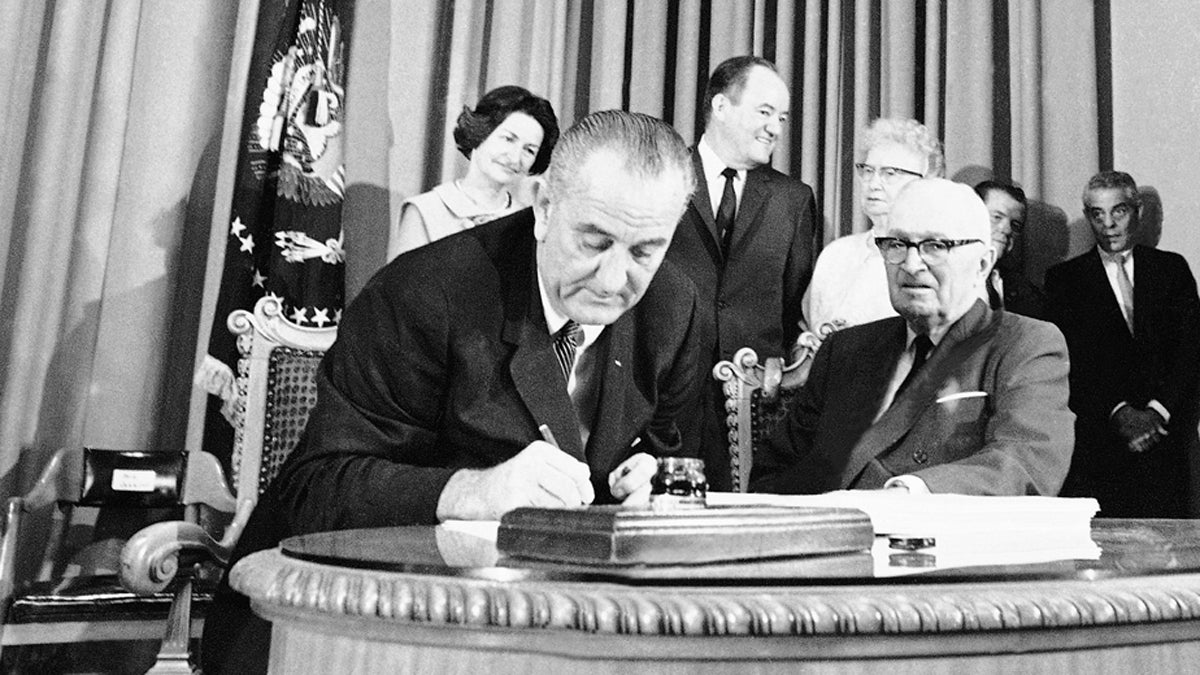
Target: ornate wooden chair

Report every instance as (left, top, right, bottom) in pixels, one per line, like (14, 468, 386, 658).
(712, 323, 842, 492)
(117, 295, 335, 672)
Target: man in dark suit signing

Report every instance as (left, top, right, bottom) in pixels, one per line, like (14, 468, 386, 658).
(202, 110, 704, 673)
(666, 55, 819, 491)
(1046, 170, 1200, 517)
(751, 178, 1074, 496)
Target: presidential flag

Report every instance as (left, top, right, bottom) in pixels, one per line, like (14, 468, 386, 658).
(198, 0, 354, 468)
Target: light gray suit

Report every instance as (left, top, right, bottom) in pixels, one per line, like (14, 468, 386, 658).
(750, 301, 1075, 495)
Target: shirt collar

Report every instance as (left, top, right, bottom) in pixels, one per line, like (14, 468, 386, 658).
(536, 265, 604, 348)
(1097, 245, 1133, 264)
(697, 135, 744, 186)
(905, 325, 943, 350)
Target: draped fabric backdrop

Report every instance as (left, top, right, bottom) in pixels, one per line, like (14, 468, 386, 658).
(347, 0, 1103, 299)
(4, 0, 1197, 520)
(0, 1, 238, 500)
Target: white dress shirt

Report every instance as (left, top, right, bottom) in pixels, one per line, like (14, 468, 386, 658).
(697, 136, 745, 216)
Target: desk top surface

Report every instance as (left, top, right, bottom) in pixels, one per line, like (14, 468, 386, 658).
(278, 517, 1198, 586)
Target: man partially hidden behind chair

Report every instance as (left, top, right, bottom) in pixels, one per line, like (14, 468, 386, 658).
(1046, 171, 1200, 517)
(202, 110, 703, 673)
(751, 178, 1074, 495)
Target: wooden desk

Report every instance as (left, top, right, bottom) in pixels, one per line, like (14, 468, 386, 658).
(231, 519, 1200, 674)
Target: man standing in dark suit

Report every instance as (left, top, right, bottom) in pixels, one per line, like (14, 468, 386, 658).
(1045, 170, 1200, 517)
(666, 55, 819, 491)
(202, 110, 704, 673)
(751, 178, 1074, 496)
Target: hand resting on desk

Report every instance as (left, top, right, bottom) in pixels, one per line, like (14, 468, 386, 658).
(435, 441, 595, 521)
(608, 452, 658, 505)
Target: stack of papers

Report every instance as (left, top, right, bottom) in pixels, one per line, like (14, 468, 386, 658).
(709, 491, 1102, 572)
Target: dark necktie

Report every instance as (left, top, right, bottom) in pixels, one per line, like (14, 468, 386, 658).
(895, 334, 933, 398)
(553, 320, 582, 384)
(716, 167, 738, 254)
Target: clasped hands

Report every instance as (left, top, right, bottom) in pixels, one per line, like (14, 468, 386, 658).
(1111, 405, 1168, 453)
(436, 441, 658, 522)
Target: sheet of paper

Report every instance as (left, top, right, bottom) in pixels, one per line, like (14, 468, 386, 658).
(708, 491, 1100, 555)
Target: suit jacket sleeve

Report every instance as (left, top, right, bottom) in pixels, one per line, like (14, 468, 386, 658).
(911, 320, 1075, 496)
(1149, 254, 1200, 423)
(1043, 260, 1121, 420)
(639, 284, 706, 459)
(273, 269, 465, 531)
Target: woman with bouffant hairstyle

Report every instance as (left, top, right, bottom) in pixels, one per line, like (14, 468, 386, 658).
(389, 85, 559, 259)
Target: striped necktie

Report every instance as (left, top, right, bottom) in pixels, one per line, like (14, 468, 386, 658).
(553, 320, 582, 383)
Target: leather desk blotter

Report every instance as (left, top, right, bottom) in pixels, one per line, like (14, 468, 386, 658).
(496, 505, 874, 566)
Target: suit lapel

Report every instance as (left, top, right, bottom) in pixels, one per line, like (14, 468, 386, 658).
(1130, 246, 1151, 338)
(584, 315, 648, 473)
(834, 320, 908, 461)
(840, 302, 993, 486)
(686, 150, 727, 265)
(501, 249, 586, 462)
(1084, 249, 1135, 338)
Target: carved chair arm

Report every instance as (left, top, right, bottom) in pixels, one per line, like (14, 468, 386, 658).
(117, 496, 258, 596)
(119, 521, 229, 595)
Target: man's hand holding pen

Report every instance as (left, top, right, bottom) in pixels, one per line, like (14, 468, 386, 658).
(435, 427, 661, 521)
(435, 440, 595, 521)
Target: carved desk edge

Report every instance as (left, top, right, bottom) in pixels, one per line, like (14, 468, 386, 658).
(231, 548, 1200, 640)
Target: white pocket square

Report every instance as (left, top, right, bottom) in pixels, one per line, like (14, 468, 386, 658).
(936, 391, 988, 404)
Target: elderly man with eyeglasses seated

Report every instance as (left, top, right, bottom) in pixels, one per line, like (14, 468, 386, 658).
(802, 118, 944, 335)
(751, 178, 1074, 496)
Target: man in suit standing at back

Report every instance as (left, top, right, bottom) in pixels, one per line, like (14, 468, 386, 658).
(1045, 170, 1200, 517)
(666, 55, 819, 491)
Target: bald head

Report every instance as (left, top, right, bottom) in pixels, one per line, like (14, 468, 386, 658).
(881, 178, 995, 335)
(889, 178, 991, 242)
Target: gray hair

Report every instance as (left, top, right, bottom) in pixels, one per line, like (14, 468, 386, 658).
(1083, 170, 1139, 206)
(544, 110, 695, 212)
(862, 117, 946, 178)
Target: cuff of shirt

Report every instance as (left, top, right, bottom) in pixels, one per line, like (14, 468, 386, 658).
(1110, 400, 1171, 424)
(1147, 399, 1171, 424)
(1109, 401, 1130, 419)
(883, 475, 930, 494)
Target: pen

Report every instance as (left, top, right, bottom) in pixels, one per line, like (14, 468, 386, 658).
(538, 424, 559, 448)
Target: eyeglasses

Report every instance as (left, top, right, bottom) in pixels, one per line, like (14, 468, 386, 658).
(874, 237, 984, 264)
(854, 163, 923, 183)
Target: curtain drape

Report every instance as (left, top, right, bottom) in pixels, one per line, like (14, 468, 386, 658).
(344, 0, 1101, 299)
(2, 0, 1106, 500)
(0, 1, 238, 498)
